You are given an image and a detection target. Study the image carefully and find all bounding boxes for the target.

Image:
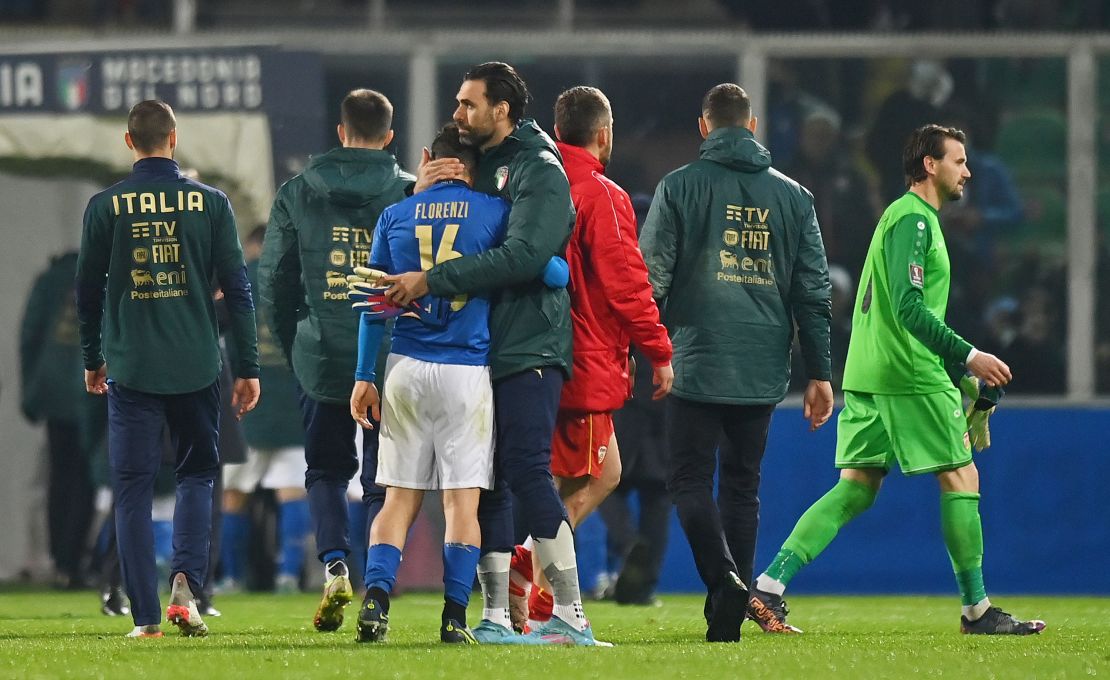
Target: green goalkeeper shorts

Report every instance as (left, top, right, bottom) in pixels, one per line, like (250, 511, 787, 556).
(835, 388, 972, 476)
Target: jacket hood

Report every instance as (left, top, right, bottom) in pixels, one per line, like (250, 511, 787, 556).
(699, 127, 772, 173)
(303, 147, 407, 208)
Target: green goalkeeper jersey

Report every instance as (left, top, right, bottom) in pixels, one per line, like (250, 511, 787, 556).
(842, 191, 973, 395)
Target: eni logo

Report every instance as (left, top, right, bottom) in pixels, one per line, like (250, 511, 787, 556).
(325, 271, 348, 289)
(723, 229, 739, 246)
(720, 250, 740, 269)
(131, 269, 155, 286)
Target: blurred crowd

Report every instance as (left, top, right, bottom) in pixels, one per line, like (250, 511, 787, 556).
(764, 57, 1075, 394)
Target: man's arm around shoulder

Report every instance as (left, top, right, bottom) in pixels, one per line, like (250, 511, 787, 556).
(425, 155, 573, 296)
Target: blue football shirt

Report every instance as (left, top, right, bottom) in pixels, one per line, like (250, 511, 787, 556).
(368, 180, 509, 366)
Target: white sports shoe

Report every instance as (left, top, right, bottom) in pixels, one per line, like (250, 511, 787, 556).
(165, 573, 209, 637)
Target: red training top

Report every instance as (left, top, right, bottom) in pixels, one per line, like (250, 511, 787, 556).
(556, 141, 672, 413)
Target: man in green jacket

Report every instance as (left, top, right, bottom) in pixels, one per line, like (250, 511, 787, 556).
(640, 83, 834, 642)
(381, 62, 595, 646)
(20, 251, 97, 589)
(76, 100, 260, 638)
(258, 89, 413, 633)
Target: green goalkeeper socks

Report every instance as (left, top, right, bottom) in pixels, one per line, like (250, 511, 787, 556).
(764, 479, 878, 587)
(940, 491, 987, 606)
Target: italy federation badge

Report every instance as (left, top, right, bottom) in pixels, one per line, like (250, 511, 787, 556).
(494, 165, 509, 191)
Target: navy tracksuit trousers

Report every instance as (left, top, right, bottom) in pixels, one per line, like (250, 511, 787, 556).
(478, 367, 570, 554)
(298, 389, 384, 563)
(108, 380, 220, 626)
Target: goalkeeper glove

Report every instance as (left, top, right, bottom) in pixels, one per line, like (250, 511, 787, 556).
(349, 266, 389, 287)
(542, 256, 570, 288)
(959, 374, 1004, 452)
(347, 266, 448, 326)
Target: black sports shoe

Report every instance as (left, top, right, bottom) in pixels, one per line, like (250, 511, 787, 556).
(960, 606, 1045, 635)
(705, 571, 747, 642)
(100, 586, 130, 617)
(355, 592, 389, 643)
(441, 619, 478, 644)
(747, 586, 801, 634)
(613, 541, 654, 605)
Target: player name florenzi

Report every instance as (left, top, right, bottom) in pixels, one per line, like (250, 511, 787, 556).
(112, 190, 205, 215)
(414, 201, 469, 221)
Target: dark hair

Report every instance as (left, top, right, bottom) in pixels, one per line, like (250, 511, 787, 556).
(127, 100, 176, 153)
(554, 86, 611, 147)
(341, 89, 393, 143)
(464, 62, 531, 123)
(902, 124, 967, 187)
(701, 83, 751, 129)
(430, 123, 479, 171)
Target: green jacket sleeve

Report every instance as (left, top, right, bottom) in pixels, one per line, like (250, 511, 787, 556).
(426, 154, 572, 296)
(75, 198, 111, 372)
(885, 215, 974, 366)
(640, 178, 680, 303)
(790, 201, 833, 381)
(212, 196, 260, 379)
(258, 183, 303, 364)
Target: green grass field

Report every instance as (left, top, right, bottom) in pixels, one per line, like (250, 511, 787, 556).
(0, 590, 1106, 679)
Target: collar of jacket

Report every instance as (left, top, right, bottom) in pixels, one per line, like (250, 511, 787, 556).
(314, 146, 396, 163)
(131, 157, 182, 179)
(555, 141, 604, 179)
(484, 119, 561, 160)
(698, 126, 773, 173)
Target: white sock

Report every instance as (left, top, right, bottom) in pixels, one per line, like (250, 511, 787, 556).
(325, 559, 348, 580)
(522, 536, 534, 552)
(535, 522, 588, 632)
(963, 597, 991, 621)
(552, 602, 588, 631)
(756, 573, 786, 596)
(483, 607, 512, 630)
(477, 551, 511, 614)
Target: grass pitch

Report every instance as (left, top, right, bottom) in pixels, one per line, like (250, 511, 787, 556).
(0, 590, 1106, 679)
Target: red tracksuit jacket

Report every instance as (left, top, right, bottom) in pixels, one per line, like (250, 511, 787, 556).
(556, 142, 673, 413)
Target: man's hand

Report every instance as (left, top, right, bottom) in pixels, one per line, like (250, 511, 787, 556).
(381, 271, 430, 306)
(652, 362, 674, 400)
(413, 147, 466, 194)
(966, 351, 1012, 388)
(626, 354, 637, 399)
(231, 378, 260, 420)
(803, 379, 834, 431)
(350, 380, 380, 430)
(85, 364, 108, 395)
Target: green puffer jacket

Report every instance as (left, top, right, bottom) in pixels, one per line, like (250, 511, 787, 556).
(20, 252, 87, 423)
(425, 119, 574, 381)
(641, 126, 832, 405)
(258, 147, 414, 404)
(240, 260, 304, 449)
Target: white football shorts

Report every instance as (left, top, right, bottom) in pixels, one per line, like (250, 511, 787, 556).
(223, 446, 307, 492)
(376, 353, 494, 490)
